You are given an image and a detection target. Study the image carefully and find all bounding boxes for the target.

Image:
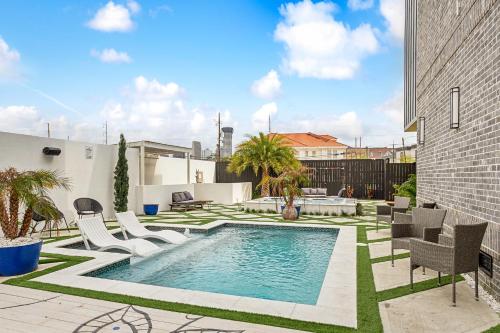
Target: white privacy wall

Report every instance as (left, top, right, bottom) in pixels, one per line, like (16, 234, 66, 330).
(145, 156, 215, 185)
(0, 131, 140, 221)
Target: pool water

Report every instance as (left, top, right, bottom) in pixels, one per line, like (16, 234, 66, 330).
(93, 226, 339, 305)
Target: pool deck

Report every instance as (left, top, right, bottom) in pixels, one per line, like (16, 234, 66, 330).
(35, 220, 358, 328)
(0, 284, 306, 333)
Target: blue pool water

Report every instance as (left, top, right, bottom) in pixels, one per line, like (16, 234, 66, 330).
(93, 226, 339, 304)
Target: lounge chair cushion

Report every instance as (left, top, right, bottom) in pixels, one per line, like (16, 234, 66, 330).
(183, 191, 194, 200)
(317, 188, 327, 196)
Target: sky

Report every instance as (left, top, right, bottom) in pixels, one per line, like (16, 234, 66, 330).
(0, 0, 414, 150)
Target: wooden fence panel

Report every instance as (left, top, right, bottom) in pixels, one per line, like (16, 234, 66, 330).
(215, 159, 415, 200)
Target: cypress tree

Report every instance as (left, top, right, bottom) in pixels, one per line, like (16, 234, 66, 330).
(114, 134, 129, 212)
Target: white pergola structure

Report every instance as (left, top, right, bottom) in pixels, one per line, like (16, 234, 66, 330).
(128, 140, 193, 185)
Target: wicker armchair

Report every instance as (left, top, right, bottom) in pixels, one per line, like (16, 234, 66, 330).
(31, 207, 70, 238)
(73, 198, 105, 221)
(391, 208, 447, 266)
(409, 222, 488, 305)
(376, 196, 410, 231)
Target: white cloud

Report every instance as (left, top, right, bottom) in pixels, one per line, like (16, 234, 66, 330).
(87, 1, 137, 32)
(0, 37, 20, 79)
(0, 105, 99, 141)
(380, 0, 405, 41)
(91, 48, 132, 63)
(251, 70, 282, 100)
(252, 102, 278, 131)
(274, 0, 379, 80)
(348, 0, 374, 10)
(376, 90, 403, 124)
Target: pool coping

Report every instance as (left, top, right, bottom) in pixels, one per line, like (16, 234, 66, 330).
(35, 220, 357, 328)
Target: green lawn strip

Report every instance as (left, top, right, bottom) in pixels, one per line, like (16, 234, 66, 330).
(482, 324, 500, 333)
(367, 237, 391, 244)
(371, 252, 410, 264)
(376, 274, 465, 302)
(356, 226, 384, 333)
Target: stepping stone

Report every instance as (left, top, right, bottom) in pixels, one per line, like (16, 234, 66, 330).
(327, 217, 357, 223)
(368, 241, 408, 259)
(372, 258, 436, 291)
(254, 218, 277, 222)
(357, 216, 376, 221)
(231, 214, 260, 219)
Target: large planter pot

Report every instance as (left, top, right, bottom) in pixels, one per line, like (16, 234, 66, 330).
(0, 240, 42, 276)
(281, 205, 301, 217)
(143, 204, 159, 215)
(281, 205, 299, 220)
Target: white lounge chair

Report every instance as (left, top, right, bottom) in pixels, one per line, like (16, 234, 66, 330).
(116, 211, 188, 245)
(76, 216, 161, 257)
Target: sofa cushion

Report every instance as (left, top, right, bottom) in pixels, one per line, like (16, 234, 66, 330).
(172, 192, 182, 203)
(184, 191, 194, 200)
(302, 188, 311, 195)
(309, 188, 318, 195)
(317, 188, 327, 196)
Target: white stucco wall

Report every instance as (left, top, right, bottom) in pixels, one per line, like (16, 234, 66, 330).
(145, 156, 215, 185)
(136, 182, 252, 212)
(0, 131, 140, 221)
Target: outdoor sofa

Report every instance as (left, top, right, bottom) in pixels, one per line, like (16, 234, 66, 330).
(301, 188, 328, 198)
(170, 191, 211, 211)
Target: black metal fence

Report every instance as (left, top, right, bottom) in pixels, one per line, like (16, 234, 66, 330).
(216, 159, 415, 200)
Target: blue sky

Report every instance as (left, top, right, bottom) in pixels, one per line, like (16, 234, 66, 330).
(0, 0, 414, 149)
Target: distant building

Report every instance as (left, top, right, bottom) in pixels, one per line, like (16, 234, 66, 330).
(269, 132, 348, 160)
(192, 141, 201, 159)
(202, 148, 214, 160)
(345, 147, 392, 160)
(394, 144, 417, 163)
(221, 127, 233, 158)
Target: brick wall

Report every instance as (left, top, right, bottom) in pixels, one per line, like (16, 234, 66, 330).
(415, 0, 499, 300)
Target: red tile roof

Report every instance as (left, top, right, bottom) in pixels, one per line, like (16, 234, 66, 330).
(270, 132, 348, 148)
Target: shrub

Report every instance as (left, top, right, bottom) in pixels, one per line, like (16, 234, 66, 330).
(393, 174, 416, 206)
(356, 202, 363, 216)
(113, 134, 129, 212)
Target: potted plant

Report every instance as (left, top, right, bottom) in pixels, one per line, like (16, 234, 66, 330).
(270, 165, 310, 221)
(0, 168, 70, 276)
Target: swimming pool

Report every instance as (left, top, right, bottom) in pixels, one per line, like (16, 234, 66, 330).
(91, 225, 339, 305)
(244, 196, 357, 215)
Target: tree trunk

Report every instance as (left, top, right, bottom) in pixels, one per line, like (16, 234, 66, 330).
(0, 197, 16, 239)
(282, 205, 298, 220)
(3, 192, 19, 239)
(261, 168, 270, 197)
(18, 207, 33, 238)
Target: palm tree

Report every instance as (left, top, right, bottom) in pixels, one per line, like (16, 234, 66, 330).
(228, 132, 298, 197)
(269, 165, 310, 220)
(0, 168, 71, 239)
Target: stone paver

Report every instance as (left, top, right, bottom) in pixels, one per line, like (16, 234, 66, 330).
(0, 284, 306, 333)
(367, 228, 391, 240)
(372, 258, 438, 291)
(379, 282, 500, 333)
(368, 240, 408, 259)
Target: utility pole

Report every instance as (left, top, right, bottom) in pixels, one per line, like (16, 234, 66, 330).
(401, 137, 406, 162)
(359, 136, 362, 147)
(355, 137, 357, 148)
(268, 113, 271, 133)
(216, 112, 221, 162)
(392, 141, 395, 163)
(47, 123, 50, 138)
(105, 121, 108, 145)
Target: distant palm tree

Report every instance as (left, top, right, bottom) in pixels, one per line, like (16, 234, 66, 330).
(0, 168, 70, 239)
(228, 132, 298, 197)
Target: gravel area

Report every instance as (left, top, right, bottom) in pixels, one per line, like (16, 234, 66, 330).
(0, 237, 40, 248)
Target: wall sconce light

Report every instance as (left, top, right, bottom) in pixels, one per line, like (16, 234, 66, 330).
(450, 87, 460, 129)
(418, 117, 425, 144)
